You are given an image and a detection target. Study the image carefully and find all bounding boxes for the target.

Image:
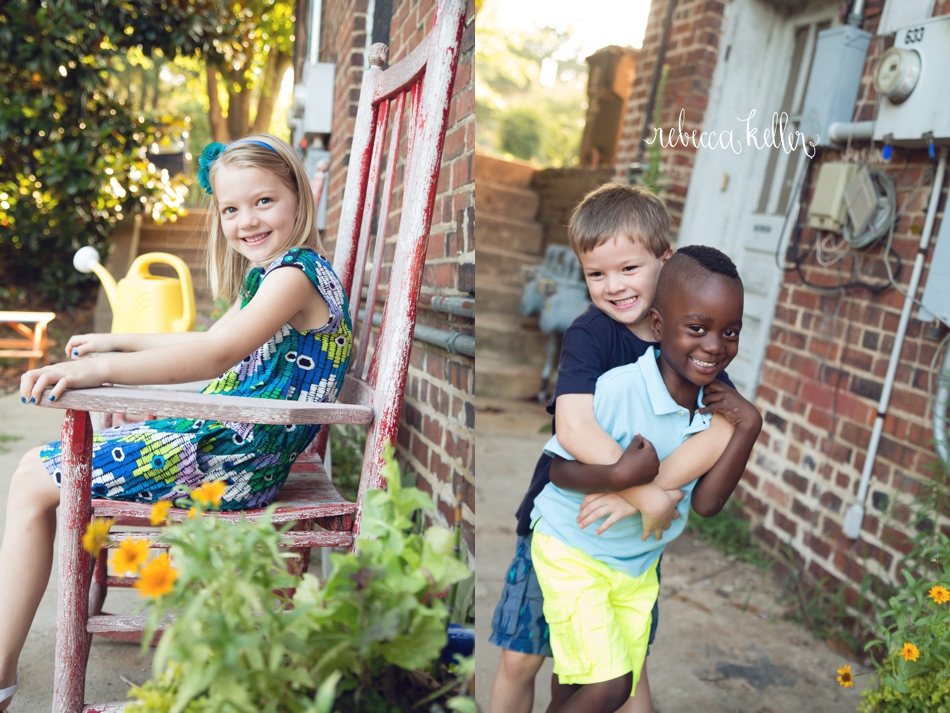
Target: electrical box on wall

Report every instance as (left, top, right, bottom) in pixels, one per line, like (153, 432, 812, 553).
(291, 62, 335, 136)
(919, 205, 950, 326)
(807, 163, 859, 233)
(872, 14, 950, 147)
(799, 25, 872, 147)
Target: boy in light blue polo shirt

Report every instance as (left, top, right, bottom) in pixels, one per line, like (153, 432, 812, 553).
(530, 246, 763, 713)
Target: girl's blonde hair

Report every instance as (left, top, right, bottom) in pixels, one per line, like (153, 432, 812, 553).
(205, 133, 324, 302)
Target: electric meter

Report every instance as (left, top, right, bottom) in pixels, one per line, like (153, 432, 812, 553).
(873, 47, 921, 104)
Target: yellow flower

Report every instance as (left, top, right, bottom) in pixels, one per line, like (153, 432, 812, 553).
(191, 481, 226, 508)
(149, 501, 172, 526)
(134, 553, 177, 599)
(836, 665, 854, 688)
(110, 539, 150, 577)
(928, 585, 950, 605)
(82, 518, 114, 558)
(187, 506, 198, 519)
(901, 642, 920, 662)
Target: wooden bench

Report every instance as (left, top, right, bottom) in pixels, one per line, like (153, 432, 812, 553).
(40, 0, 468, 709)
(0, 311, 56, 370)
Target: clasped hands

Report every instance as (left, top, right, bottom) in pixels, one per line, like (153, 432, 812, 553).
(575, 434, 683, 540)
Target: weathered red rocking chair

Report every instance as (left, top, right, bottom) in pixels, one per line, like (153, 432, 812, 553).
(37, 0, 466, 709)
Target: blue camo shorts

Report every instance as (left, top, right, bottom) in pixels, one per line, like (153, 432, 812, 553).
(489, 533, 661, 657)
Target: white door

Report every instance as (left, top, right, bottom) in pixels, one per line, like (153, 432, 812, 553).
(677, 0, 837, 398)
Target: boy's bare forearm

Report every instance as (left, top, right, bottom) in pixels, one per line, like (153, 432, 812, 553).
(690, 419, 762, 517)
(653, 415, 734, 492)
(550, 455, 655, 493)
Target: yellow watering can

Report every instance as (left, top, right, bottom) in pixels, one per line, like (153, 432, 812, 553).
(73, 246, 196, 333)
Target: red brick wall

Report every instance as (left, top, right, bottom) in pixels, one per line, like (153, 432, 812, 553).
(736, 1, 950, 601)
(617, 0, 950, 598)
(319, 0, 475, 555)
(613, 0, 726, 238)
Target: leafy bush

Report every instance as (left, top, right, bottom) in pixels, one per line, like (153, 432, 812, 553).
(0, 1, 233, 307)
(125, 448, 474, 713)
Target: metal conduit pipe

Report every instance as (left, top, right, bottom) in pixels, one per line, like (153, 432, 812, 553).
(843, 146, 948, 539)
(828, 121, 875, 143)
(360, 288, 475, 319)
(371, 312, 474, 357)
(430, 295, 475, 318)
(935, 345, 950, 465)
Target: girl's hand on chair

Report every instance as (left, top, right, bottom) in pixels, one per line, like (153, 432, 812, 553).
(21, 359, 107, 404)
(65, 333, 117, 359)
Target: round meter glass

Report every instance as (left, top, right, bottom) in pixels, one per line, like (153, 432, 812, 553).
(873, 47, 921, 104)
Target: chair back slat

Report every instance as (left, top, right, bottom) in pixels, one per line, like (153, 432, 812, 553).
(354, 90, 406, 381)
(329, 0, 466, 528)
(348, 99, 391, 331)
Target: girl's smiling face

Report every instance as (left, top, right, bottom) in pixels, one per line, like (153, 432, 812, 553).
(213, 166, 298, 265)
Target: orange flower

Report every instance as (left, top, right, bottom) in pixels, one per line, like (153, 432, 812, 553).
(82, 518, 114, 558)
(149, 501, 172, 526)
(133, 553, 177, 599)
(110, 539, 150, 577)
(836, 665, 854, 688)
(191, 481, 226, 508)
(901, 642, 920, 662)
(928, 585, 950, 605)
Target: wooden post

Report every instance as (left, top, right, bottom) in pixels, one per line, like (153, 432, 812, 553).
(53, 409, 94, 713)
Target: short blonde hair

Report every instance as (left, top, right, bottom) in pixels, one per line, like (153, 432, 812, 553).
(568, 182, 671, 257)
(205, 133, 324, 302)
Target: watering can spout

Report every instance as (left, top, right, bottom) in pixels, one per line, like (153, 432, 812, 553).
(73, 246, 121, 313)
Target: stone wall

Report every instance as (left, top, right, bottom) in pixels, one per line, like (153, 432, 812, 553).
(319, 0, 475, 555)
(533, 167, 615, 250)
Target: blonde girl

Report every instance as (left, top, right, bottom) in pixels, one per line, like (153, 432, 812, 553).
(0, 134, 352, 709)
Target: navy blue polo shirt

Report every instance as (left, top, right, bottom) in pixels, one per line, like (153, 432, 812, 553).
(513, 304, 735, 536)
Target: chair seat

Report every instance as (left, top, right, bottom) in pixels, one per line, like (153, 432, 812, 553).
(91, 461, 358, 527)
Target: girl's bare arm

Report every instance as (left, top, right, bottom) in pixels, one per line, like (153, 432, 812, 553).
(22, 268, 327, 402)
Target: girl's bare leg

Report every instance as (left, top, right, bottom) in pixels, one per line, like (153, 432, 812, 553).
(0, 447, 61, 710)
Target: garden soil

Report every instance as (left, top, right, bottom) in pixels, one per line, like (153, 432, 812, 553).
(475, 397, 872, 713)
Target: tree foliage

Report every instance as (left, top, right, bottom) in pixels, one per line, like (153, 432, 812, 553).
(475, 1, 587, 167)
(0, 0, 237, 306)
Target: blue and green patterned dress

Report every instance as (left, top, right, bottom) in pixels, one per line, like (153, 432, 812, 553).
(40, 248, 352, 510)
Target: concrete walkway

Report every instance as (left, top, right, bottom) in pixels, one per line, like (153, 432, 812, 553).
(0, 393, 153, 711)
(475, 398, 871, 713)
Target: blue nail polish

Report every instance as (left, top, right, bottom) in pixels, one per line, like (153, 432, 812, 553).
(29, 397, 35, 403)
(49, 395, 56, 402)
(72, 349, 78, 355)
(21, 397, 26, 404)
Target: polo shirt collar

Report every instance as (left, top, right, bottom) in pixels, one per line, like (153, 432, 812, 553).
(642, 348, 708, 418)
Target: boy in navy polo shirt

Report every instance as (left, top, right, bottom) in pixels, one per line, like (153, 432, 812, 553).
(488, 185, 762, 713)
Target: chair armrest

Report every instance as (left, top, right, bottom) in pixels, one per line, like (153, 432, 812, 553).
(38, 385, 374, 425)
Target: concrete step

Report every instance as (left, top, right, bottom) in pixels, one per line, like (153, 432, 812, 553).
(474, 352, 544, 400)
(479, 210, 544, 255)
(475, 153, 535, 187)
(477, 245, 543, 284)
(475, 312, 550, 366)
(475, 279, 523, 314)
(478, 180, 540, 222)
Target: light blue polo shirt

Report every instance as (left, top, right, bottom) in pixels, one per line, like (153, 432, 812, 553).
(531, 348, 711, 578)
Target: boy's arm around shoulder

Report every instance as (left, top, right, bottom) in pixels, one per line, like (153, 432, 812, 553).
(690, 380, 763, 517)
(550, 392, 660, 491)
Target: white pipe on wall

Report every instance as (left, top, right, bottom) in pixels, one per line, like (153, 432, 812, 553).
(843, 146, 948, 539)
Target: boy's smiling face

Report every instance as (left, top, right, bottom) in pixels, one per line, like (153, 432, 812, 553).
(650, 272, 743, 396)
(579, 235, 672, 340)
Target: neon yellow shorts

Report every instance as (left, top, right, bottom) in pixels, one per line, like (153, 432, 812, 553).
(531, 531, 659, 689)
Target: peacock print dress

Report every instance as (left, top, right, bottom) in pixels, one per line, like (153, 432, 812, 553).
(40, 247, 352, 510)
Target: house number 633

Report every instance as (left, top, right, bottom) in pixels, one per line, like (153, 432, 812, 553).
(904, 27, 925, 44)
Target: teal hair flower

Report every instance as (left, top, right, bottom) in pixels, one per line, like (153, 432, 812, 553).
(197, 142, 226, 194)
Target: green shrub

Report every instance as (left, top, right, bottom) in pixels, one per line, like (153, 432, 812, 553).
(125, 447, 473, 713)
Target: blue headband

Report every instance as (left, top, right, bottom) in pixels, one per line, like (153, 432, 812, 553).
(197, 139, 280, 194)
